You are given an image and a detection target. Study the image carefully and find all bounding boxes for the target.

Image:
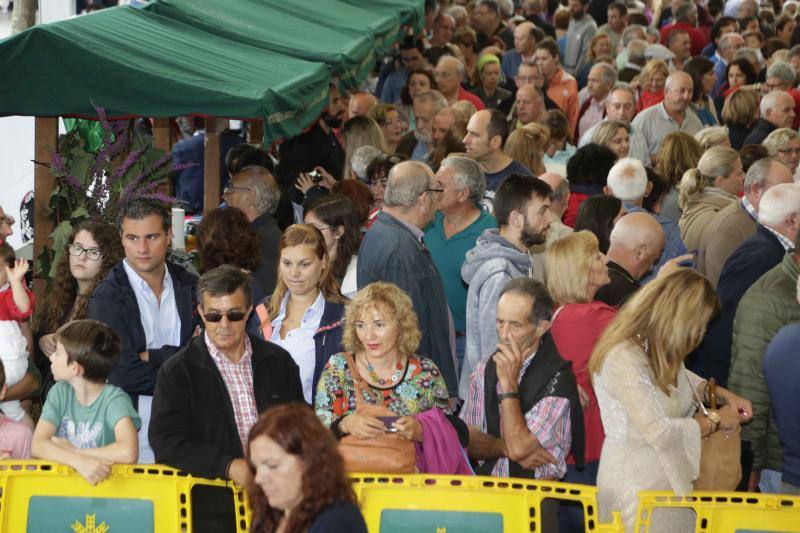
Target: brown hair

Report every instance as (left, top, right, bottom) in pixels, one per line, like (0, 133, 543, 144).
(247, 404, 357, 533)
(655, 131, 703, 186)
(329, 181, 373, 227)
(721, 88, 759, 126)
(55, 319, 121, 383)
(589, 269, 719, 394)
(303, 194, 363, 281)
(269, 224, 345, 320)
(36, 220, 124, 336)
(504, 123, 550, 176)
(197, 207, 260, 274)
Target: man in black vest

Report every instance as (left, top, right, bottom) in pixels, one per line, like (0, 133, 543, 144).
(460, 277, 584, 480)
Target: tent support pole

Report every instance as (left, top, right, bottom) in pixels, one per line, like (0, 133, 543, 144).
(153, 117, 173, 196)
(248, 119, 264, 145)
(203, 117, 222, 214)
(33, 116, 58, 301)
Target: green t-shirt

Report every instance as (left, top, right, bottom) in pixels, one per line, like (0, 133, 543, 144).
(41, 382, 141, 449)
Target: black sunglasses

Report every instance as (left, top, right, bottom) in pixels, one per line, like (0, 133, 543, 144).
(203, 311, 247, 323)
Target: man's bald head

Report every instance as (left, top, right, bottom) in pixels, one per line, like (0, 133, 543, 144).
(664, 71, 693, 113)
(538, 172, 569, 217)
(348, 92, 378, 119)
(608, 212, 665, 279)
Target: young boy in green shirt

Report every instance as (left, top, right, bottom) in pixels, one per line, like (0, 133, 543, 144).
(32, 319, 141, 485)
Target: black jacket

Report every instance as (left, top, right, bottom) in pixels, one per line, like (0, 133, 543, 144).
(250, 212, 281, 296)
(88, 261, 198, 403)
(149, 334, 304, 480)
(689, 226, 785, 386)
(742, 118, 777, 146)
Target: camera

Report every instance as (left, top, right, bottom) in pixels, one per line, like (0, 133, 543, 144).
(308, 170, 323, 184)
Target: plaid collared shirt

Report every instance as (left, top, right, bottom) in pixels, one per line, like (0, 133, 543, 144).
(764, 225, 795, 252)
(205, 333, 258, 451)
(460, 352, 571, 479)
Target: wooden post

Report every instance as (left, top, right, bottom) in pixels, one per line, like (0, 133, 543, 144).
(203, 117, 222, 214)
(153, 118, 173, 197)
(248, 119, 264, 146)
(33, 117, 59, 301)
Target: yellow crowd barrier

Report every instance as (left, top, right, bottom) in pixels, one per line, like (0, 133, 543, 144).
(634, 490, 800, 532)
(2, 462, 799, 532)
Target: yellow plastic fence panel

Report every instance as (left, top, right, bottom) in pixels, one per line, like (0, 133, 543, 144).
(0, 461, 251, 533)
(634, 491, 800, 532)
(349, 473, 625, 532)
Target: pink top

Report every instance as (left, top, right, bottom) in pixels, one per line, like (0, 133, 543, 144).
(0, 415, 32, 459)
(0, 285, 34, 321)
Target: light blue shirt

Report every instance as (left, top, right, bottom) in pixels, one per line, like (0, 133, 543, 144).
(269, 291, 325, 403)
(122, 259, 181, 350)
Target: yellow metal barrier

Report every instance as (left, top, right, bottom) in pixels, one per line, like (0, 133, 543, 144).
(634, 491, 800, 532)
(0, 461, 250, 533)
(350, 473, 624, 532)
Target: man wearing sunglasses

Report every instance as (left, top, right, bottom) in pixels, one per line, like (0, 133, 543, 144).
(88, 198, 198, 463)
(150, 265, 303, 489)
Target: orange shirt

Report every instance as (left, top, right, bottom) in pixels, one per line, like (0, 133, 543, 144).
(546, 68, 579, 131)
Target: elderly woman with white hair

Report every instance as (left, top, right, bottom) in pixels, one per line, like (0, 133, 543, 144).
(763, 127, 800, 177)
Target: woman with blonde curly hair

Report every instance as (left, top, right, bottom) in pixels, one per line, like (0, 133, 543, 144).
(314, 282, 451, 449)
(636, 59, 670, 112)
(654, 131, 704, 223)
(678, 146, 744, 250)
(504, 123, 550, 175)
(762, 127, 800, 175)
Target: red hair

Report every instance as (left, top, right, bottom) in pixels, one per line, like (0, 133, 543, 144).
(246, 404, 357, 533)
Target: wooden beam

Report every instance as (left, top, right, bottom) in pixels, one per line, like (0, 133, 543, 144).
(248, 119, 264, 146)
(153, 118, 173, 197)
(203, 117, 222, 214)
(33, 117, 59, 301)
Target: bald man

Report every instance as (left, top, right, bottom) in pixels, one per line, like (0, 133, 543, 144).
(530, 172, 574, 283)
(501, 21, 540, 82)
(434, 55, 485, 110)
(632, 71, 702, 162)
(348, 92, 378, 120)
(595, 212, 665, 307)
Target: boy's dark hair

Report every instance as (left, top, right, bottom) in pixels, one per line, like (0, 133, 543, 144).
(0, 241, 14, 266)
(55, 320, 121, 383)
(225, 143, 274, 176)
(499, 277, 554, 324)
(536, 37, 561, 60)
(493, 174, 553, 227)
(116, 198, 171, 232)
(487, 109, 511, 147)
(567, 143, 618, 186)
(197, 264, 253, 308)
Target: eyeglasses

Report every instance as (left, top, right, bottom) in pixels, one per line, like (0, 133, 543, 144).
(203, 310, 247, 323)
(68, 243, 103, 261)
(222, 185, 251, 197)
(423, 188, 445, 197)
(778, 147, 800, 156)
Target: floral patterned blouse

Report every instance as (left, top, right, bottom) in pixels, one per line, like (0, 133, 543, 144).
(315, 352, 450, 427)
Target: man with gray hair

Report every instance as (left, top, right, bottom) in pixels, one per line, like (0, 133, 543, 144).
(579, 84, 650, 165)
(764, 62, 800, 129)
(434, 55, 485, 110)
(614, 24, 646, 70)
(618, 38, 647, 82)
(577, 63, 617, 139)
(225, 166, 282, 295)
(603, 157, 688, 279)
(700, 158, 794, 285)
(425, 156, 497, 369)
(712, 32, 746, 97)
(743, 90, 796, 145)
(397, 89, 449, 161)
(358, 161, 458, 396)
(697, 183, 800, 393)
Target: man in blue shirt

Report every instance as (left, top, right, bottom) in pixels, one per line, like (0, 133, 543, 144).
(424, 156, 497, 371)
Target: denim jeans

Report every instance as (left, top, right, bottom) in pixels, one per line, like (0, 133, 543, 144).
(759, 469, 783, 494)
(557, 461, 600, 533)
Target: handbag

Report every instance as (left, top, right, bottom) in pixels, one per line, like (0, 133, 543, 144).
(337, 352, 416, 474)
(685, 370, 742, 491)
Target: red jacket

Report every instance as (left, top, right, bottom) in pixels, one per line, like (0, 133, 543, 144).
(457, 85, 486, 111)
(550, 301, 617, 463)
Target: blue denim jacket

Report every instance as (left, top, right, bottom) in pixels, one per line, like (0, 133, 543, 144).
(357, 211, 457, 396)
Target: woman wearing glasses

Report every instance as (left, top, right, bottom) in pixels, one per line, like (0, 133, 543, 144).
(763, 128, 800, 177)
(34, 220, 124, 398)
(254, 224, 346, 404)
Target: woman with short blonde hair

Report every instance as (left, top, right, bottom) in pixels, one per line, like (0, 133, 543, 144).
(678, 146, 744, 249)
(504, 123, 550, 176)
(762, 127, 800, 174)
(636, 59, 670, 111)
(694, 126, 731, 151)
(546, 231, 615, 487)
(655, 132, 704, 222)
(590, 269, 750, 532)
(591, 120, 631, 160)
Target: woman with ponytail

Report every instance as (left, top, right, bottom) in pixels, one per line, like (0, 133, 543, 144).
(678, 146, 745, 250)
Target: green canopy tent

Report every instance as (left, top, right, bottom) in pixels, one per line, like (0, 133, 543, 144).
(144, 0, 377, 90)
(338, 0, 425, 32)
(0, 6, 331, 143)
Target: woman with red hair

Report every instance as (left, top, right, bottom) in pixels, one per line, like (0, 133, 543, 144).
(247, 403, 367, 533)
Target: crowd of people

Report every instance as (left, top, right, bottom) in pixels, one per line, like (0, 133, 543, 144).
(4, 0, 800, 531)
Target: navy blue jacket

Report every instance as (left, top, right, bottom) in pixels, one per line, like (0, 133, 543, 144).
(357, 211, 457, 396)
(763, 324, 800, 487)
(88, 261, 198, 403)
(689, 226, 784, 385)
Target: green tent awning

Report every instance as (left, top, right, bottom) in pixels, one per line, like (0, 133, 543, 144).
(144, 0, 376, 89)
(0, 6, 330, 143)
(339, 0, 425, 32)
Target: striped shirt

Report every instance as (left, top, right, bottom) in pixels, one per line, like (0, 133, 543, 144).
(460, 352, 571, 479)
(205, 333, 257, 451)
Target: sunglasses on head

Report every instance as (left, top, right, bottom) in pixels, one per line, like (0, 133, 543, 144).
(203, 310, 247, 323)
